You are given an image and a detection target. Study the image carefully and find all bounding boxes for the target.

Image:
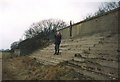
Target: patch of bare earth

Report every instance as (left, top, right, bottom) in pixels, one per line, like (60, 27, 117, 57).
(2, 53, 92, 80)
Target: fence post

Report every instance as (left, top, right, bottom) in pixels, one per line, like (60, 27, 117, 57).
(70, 21, 72, 39)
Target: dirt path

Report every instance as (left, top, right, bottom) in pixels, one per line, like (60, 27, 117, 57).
(2, 52, 92, 80)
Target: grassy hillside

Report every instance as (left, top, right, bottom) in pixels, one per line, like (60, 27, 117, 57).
(2, 52, 92, 80)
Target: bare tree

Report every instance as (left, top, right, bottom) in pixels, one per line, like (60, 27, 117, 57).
(24, 19, 67, 39)
(95, 2, 119, 15)
(84, 2, 119, 20)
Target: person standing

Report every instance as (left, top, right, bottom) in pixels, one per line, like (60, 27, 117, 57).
(54, 32, 62, 55)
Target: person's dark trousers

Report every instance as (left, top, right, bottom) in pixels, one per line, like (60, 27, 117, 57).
(55, 44, 60, 55)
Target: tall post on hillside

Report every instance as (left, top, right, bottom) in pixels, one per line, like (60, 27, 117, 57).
(118, 2, 120, 81)
(118, 1, 120, 7)
(118, 1, 120, 34)
(70, 21, 72, 39)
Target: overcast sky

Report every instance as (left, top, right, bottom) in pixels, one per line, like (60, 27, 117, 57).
(0, 0, 119, 49)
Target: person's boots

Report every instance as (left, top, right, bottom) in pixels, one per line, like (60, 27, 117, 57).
(54, 51, 57, 55)
(56, 50, 59, 55)
(56, 53, 59, 55)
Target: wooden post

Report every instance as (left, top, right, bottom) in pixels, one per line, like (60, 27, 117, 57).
(70, 21, 72, 39)
(118, 1, 120, 34)
(118, 2, 120, 81)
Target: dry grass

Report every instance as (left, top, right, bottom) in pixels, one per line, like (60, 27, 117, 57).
(2, 52, 91, 80)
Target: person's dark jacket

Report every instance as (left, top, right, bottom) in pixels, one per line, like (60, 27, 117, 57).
(54, 34, 61, 45)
